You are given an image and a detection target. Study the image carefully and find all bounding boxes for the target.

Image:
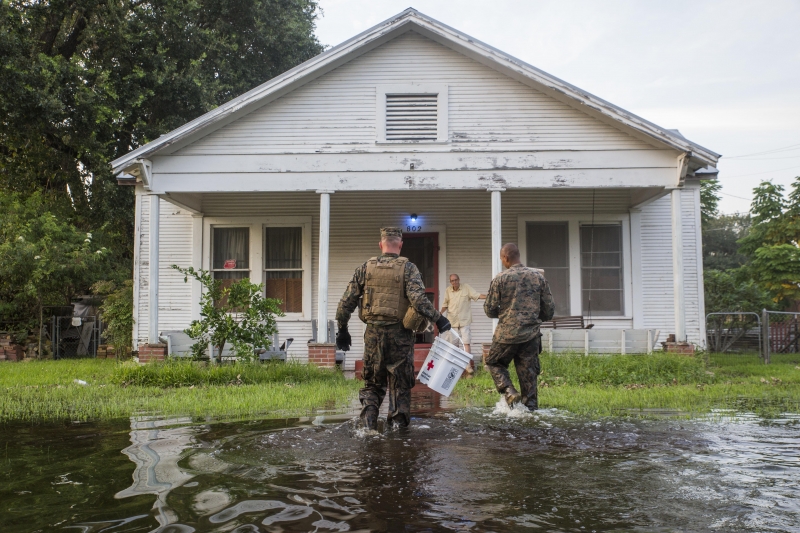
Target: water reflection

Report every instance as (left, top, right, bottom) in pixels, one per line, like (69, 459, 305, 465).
(1, 395, 799, 532)
(113, 417, 211, 532)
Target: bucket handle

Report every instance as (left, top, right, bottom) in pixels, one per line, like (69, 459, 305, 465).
(440, 329, 466, 350)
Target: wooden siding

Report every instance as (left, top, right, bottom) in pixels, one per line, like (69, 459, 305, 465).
(177, 31, 653, 155)
(135, 192, 149, 344)
(135, 187, 706, 362)
(637, 188, 704, 346)
(158, 201, 194, 331)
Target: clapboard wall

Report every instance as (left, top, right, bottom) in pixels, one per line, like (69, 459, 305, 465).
(176, 31, 652, 155)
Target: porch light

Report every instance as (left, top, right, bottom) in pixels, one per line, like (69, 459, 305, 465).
(410, 214, 417, 222)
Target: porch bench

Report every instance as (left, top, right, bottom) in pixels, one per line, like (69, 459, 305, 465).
(257, 333, 292, 362)
(540, 316, 594, 329)
(158, 330, 195, 358)
(159, 330, 291, 361)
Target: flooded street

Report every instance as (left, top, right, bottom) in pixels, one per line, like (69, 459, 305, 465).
(1, 390, 799, 532)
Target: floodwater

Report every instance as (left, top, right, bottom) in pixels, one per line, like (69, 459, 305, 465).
(1, 388, 799, 532)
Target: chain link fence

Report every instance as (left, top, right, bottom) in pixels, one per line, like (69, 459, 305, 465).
(706, 310, 800, 364)
(51, 315, 102, 359)
(706, 312, 762, 364)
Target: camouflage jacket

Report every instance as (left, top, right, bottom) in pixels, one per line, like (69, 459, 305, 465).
(336, 253, 441, 328)
(484, 263, 556, 344)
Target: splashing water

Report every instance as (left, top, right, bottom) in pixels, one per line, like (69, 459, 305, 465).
(491, 396, 534, 418)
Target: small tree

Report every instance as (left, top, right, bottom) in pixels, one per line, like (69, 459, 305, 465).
(173, 266, 283, 362)
(738, 177, 800, 305)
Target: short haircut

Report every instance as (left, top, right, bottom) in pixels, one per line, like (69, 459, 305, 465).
(449, 274, 460, 280)
(501, 243, 520, 261)
(381, 235, 402, 246)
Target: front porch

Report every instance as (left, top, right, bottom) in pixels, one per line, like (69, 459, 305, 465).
(136, 185, 702, 366)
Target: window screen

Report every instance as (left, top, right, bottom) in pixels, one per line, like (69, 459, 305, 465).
(580, 224, 623, 316)
(264, 227, 303, 313)
(526, 222, 570, 316)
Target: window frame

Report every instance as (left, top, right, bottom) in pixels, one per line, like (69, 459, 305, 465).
(518, 214, 633, 319)
(579, 223, 625, 317)
(376, 84, 449, 144)
(524, 221, 571, 317)
(203, 217, 312, 320)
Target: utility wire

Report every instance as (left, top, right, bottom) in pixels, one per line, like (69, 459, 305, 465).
(720, 165, 800, 179)
(725, 142, 800, 159)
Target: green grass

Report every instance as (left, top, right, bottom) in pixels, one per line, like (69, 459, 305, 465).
(0, 359, 361, 423)
(2, 353, 800, 423)
(452, 352, 800, 418)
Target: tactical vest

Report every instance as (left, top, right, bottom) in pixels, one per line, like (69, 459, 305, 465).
(360, 256, 410, 324)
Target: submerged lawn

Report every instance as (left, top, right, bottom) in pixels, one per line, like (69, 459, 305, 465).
(1, 352, 799, 422)
(453, 352, 800, 417)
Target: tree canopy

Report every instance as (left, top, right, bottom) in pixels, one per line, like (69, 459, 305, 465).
(702, 176, 800, 311)
(0, 0, 323, 328)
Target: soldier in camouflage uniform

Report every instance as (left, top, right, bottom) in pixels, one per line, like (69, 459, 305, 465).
(336, 227, 451, 430)
(484, 243, 555, 410)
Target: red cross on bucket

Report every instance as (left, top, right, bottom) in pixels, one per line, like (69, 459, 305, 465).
(426, 360, 435, 371)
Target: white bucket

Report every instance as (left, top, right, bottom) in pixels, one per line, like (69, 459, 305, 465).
(417, 336, 472, 396)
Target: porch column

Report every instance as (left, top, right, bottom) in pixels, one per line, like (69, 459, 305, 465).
(489, 187, 505, 332)
(671, 188, 686, 342)
(489, 188, 505, 277)
(317, 190, 334, 343)
(148, 194, 160, 344)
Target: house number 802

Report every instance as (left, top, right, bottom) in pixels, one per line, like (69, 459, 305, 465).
(406, 225, 422, 232)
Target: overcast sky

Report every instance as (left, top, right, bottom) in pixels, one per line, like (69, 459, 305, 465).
(315, 0, 800, 214)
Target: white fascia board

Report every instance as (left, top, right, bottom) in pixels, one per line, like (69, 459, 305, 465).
(111, 8, 720, 172)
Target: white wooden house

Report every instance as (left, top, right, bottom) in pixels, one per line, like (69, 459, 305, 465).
(112, 8, 719, 364)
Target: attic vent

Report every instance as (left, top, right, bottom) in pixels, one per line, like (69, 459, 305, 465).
(385, 93, 438, 141)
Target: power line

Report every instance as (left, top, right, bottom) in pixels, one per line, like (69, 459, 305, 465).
(726, 142, 800, 159)
(718, 191, 752, 201)
(721, 165, 800, 179)
(731, 155, 800, 161)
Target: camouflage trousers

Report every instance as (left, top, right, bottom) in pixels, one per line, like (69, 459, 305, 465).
(485, 335, 541, 410)
(360, 323, 415, 427)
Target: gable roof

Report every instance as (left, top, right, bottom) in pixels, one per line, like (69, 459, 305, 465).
(111, 8, 720, 172)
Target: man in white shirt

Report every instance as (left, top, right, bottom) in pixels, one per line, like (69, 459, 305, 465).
(440, 274, 486, 369)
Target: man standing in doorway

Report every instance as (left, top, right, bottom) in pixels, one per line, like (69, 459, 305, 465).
(441, 274, 485, 367)
(335, 227, 451, 430)
(484, 243, 555, 410)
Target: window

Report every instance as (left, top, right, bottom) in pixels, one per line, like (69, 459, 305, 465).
(212, 227, 250, 288)
(263, 227, 303, 313)
(580, 224, 623, 316)
(526, 222, 570, 316)
(377, 85, 448, 143)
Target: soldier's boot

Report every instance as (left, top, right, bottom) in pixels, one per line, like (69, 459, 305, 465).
(521, 395, 538, 411)
(503, 386, 521, 407)
(361, 406, 379, 431)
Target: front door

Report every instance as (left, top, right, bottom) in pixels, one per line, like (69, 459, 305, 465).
(401, 233, 439, 345)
